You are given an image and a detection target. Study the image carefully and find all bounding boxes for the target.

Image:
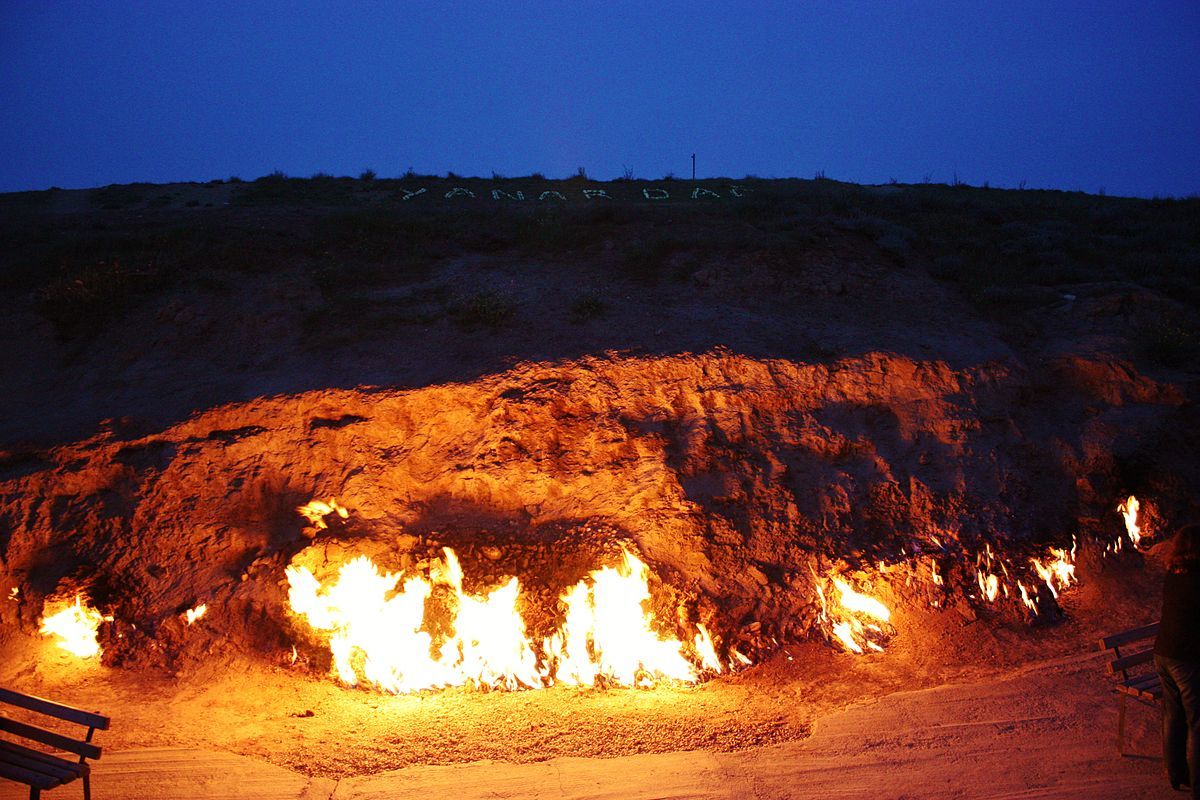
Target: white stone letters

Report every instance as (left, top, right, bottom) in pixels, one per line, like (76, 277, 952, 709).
(393, 184, 750, 203)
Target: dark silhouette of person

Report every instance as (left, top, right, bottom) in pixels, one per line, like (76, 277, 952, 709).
(1156, 523, 1200, 797)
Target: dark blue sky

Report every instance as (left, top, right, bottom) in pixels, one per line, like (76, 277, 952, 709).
(2, 1, 1198, 197)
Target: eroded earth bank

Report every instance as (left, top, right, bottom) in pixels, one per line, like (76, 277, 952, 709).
(1, 179, 1197, 777)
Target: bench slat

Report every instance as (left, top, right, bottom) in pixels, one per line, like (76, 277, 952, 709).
(1116, 683, 1158, 699)
(0, 687, 110, 730)
(1117, 673, 1162, 700)
(1107, 648, 1155, 674)
(1098, 622, 1160, 650)
(0, 742, 83, 781)
(0, 759, 61, 790)
(1127, 673, 1160, 690)
(0, 715, 102, 760)
(0, 740, 72, 769)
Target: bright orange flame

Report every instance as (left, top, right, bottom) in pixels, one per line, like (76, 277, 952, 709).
(833, 578, 890, 622)
(692, 623, 722, 673)
(287, 550, 542, 692)
(1018, 581, 1037, 613)
(974, 545, 1005, 604)
(963, 539, 1077, 616)
(1030, 541, 1076, 600)
(297, 499, 349, 531)
(39, 595, 110, 658)
(818, 575, 892, 654)
(1118, 496, 1141, 548)
(831, 621, 863, 654)
(977, 570, 1000, 602)
(184, 604, 208, 625)
(286, 546, 726, 693)
(543, 550, 704, 687)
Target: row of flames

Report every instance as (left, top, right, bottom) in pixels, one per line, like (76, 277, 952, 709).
(286, 545, 733, 693)
(971, 539, 1077, 616)
(34, 495, 1147, 689)
(810, 496, 1145, 654)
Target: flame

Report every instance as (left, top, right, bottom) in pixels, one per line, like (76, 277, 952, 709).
(543, 550, 702, 687)
(833, 578, 890, 622)
(39, 595, 110, 658)
(818, 575, 892, 654)
(184, 604, 208, 625)
(297, 499, 349, 531)
(1018, 581, 1037, 613)
(692, 623, 722, 673)
(831, 621, 864, 654)
(1030, 540, 1076, 601)
(958, 538, 1078, 616)
(287, 546, 724, 693)
(1118, 496, 1141, 548)
(287, 551, 515, 692)
(974, 544, 1014, 603)
(977, 571, 1000, 602)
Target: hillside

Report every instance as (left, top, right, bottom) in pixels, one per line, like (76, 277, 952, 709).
(0, 174, 1198, 788)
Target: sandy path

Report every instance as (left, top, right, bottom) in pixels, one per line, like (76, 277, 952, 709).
(0, 652, 1172, 799)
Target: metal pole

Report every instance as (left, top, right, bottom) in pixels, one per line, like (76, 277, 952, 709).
(691, 153, 696, 181)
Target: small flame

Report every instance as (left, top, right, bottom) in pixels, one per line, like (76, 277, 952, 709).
(184, 604, 208, 625)
(977, 571, 1000, 602)
(818, 575, 892, 654)
(975, 546, 1005, 604)
(1018, 581, 1037, 613)
(692, 623, 722, 673)
(833, 578, 890, 622)
(39, 596, 110, 658)
(1118, 496, 1141, 548)
(1030, 541, 1076, 601)
(831, 621, 863, 654)
(7, 587, 17, 600)
(297, 499, 349, 531)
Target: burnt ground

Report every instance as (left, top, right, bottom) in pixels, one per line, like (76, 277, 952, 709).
(0, 175, 1198, 780)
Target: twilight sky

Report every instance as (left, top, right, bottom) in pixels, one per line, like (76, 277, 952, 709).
(1, 1, 1198, 197)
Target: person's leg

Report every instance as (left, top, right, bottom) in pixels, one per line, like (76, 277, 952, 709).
(1166, 659, 1200, 799)
(1157, 655, 1190, 789)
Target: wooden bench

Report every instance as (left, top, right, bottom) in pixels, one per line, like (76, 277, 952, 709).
(1097, 621, 1162, 756)
(0, 688, 109, 800)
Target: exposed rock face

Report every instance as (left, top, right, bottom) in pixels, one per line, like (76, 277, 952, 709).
(0, 350, 1186, 672)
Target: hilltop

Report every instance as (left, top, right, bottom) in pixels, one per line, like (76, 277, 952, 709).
(1, 173, 1197, 450)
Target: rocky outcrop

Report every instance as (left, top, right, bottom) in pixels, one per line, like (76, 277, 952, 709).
(0, 349, 1186, 672)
